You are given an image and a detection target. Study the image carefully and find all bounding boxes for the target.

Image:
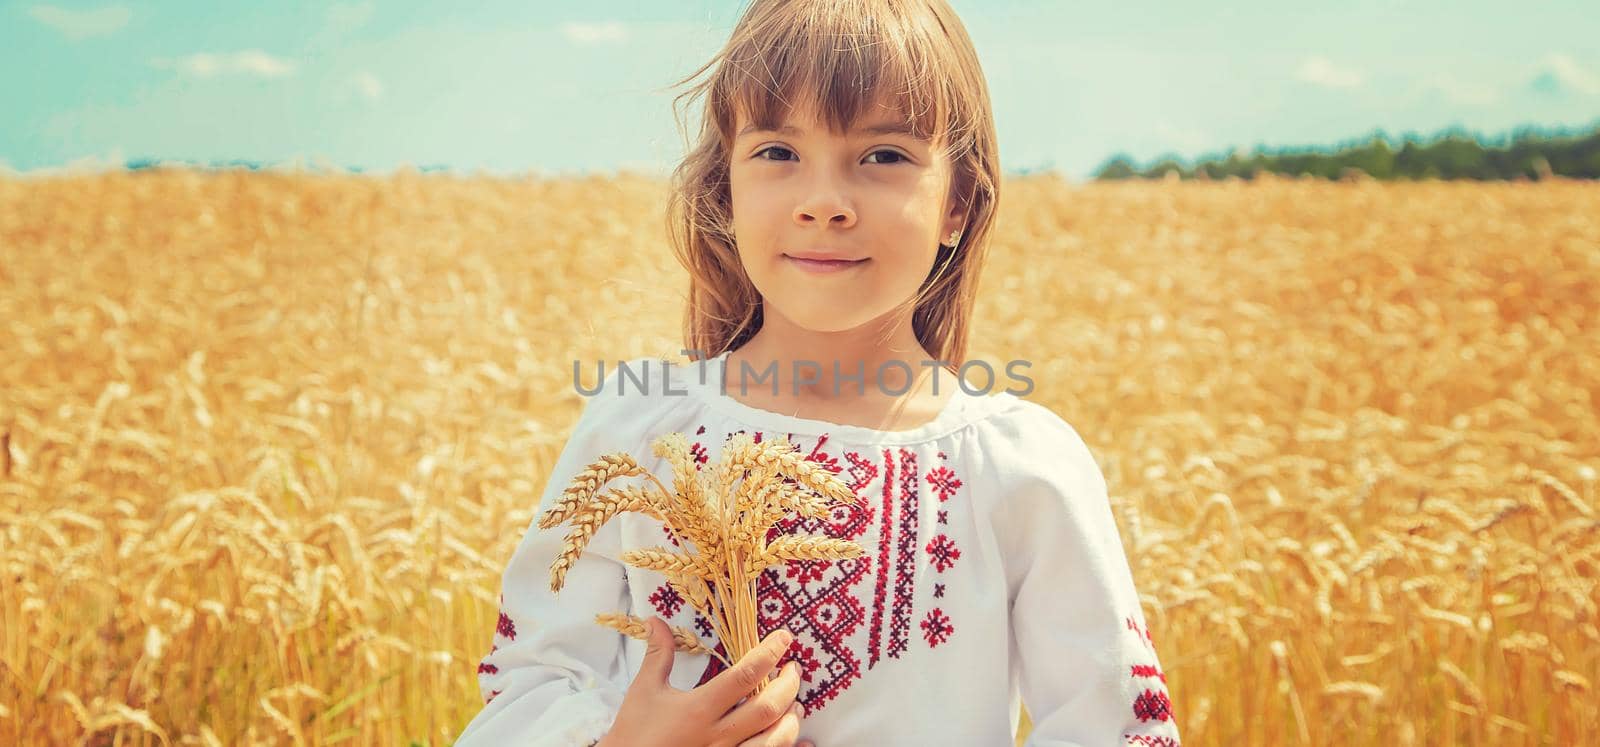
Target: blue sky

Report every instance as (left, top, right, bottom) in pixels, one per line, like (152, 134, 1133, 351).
(4, 0, 1598, 180)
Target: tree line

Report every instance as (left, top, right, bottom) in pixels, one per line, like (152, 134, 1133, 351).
(1093, 120, 1600, 181)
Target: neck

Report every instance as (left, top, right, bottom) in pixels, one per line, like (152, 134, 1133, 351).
(723, 308, 943, 402)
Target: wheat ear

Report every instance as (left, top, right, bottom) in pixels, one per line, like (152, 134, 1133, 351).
(751, 535, 866, 571)
(548, 484, 664, 593)
(620, 546, 722, 579)
(651, 433, 724, 557)
(594, 612, 730, 667)
(538, 454, 647, 530)
(737, 435, 861, 509)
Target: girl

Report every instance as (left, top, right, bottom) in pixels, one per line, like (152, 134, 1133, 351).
(458, 0, 1182, 745)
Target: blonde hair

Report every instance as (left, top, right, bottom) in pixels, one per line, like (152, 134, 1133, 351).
(663, 0, 1001, 368)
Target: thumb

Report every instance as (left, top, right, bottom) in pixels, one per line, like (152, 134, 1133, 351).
(639, 616, 676, 684)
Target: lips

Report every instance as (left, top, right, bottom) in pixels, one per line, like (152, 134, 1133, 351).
(785, 250, 865, 261)
(784, 254, 869, 274)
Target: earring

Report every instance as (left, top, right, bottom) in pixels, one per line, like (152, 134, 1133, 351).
(944, 229, 962, 248)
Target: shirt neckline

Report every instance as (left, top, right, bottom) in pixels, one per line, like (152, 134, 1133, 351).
(680, 350, 1004, 445)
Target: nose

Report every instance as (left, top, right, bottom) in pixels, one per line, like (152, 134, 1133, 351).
(793, 185, 856, 228)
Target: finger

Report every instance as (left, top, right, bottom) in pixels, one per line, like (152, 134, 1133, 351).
(772, 661, 802, 703)
(721, 659, 799, 718)
(637, 616, 676, 686)
(716, 661, 801, 740)
(737, 701, 802, 747)
(703, 628, 794, 712)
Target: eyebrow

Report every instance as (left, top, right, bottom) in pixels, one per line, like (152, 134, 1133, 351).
(737, 122, 924, 140)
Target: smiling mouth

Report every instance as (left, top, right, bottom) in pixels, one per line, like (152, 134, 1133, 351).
(784, 254, 869, 273)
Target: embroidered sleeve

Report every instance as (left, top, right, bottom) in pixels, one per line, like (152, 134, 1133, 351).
(455, 367, 651, 746)
(996, 406, 1182, 747)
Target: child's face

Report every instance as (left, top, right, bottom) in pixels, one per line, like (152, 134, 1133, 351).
(727, 98, 966, 336)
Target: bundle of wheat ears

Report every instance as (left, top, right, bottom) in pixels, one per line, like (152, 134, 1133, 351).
(537, 431, 866, 694)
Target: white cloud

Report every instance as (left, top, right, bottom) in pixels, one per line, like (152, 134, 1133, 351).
(151, 50, 297, 79)
(560, 21, 628, 45)
(1296, 56, 1363, 89)
(1530, 53, 1600, 96)
(27, 4, 130, 39)
(327, 1, 375, 33)
(351, 71, 384, 101)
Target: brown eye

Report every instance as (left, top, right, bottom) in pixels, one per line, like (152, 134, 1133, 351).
(865, 149, 907, 165)
(756, 146, 796, 162)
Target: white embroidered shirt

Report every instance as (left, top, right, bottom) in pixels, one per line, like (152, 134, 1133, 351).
(457, 352, 1182, 747)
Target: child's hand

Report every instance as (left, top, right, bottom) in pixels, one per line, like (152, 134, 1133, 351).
(596, 616, 815, 747)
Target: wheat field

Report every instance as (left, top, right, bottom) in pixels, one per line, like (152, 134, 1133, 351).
(1, 169, 1596, 745)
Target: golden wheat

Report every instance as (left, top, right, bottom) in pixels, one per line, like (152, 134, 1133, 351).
(547, 485, 664, 592)
(3, 171, 1597, 745)
(537, 454, 649, 530)
(540, 430, 866, 696)
(618, 546, 722, 578)
(594, 612, 717, 658)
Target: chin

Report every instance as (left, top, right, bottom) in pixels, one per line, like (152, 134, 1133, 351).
(771, 301, 880, 334)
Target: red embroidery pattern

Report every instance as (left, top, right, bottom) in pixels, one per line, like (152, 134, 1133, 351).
(925, 534, 962, 572)
(926, 466, 963, 501)
(692, 432, 878, 718)
(1133, 689, 1174, 722)
(619, 426, 962, 719)
(478, 593, 508, 702)
(840, 450, 880, 509)
(886, 448, 920, 659)
(1131, 664, 1167, 683)
(786, 558, 831, 585)
(1124, 735, 1180, 746)
(1125, 615, 1177, 726)
(922, 453, 964, 648)
(477, 640, 501, 679)
(866, 447, 896, 668)
(801, 434, 841, 473)
(788, 639, 822, 683)
(920, 608, 954, 647)
(756, 589, 795, 628)
(650, 583, 685, 617)
(1127, 617, 1156, 650)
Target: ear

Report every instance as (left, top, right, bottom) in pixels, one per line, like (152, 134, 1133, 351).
(940, 170, 971, 243)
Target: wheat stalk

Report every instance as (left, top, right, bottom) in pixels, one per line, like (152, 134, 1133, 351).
(543, 429, 865, 698)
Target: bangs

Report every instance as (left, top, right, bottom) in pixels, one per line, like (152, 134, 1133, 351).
(712, 1, 964, 149)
